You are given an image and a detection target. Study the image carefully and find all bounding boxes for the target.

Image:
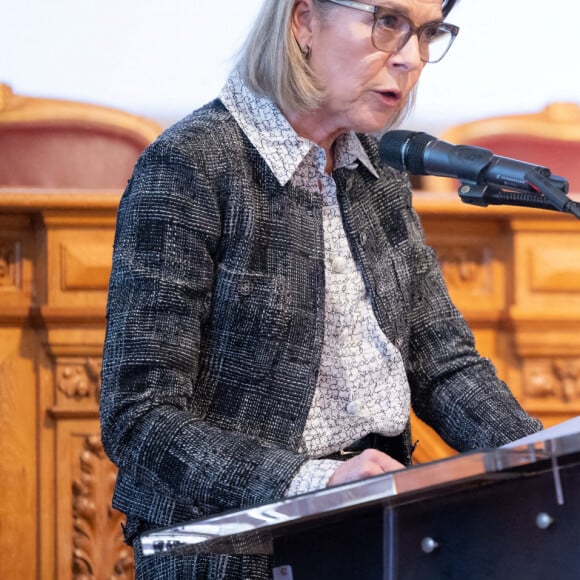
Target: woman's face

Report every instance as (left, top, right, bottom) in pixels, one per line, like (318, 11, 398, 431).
(292, 0, 443, 139)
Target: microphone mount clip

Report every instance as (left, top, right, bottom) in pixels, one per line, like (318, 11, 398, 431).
(456, 168, 580, 220)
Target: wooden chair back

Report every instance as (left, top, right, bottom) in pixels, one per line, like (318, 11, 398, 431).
(0, 84, 162, 189)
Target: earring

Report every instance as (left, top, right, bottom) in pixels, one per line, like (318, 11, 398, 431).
(303, 45, 311, 60)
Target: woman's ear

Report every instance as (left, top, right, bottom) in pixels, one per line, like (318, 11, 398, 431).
(291, 0, 315, 54)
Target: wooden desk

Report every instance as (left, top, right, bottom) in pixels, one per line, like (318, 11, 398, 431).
(1, 189, 579, 579)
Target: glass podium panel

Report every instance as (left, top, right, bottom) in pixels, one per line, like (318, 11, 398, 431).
(140, 417, 580, 559)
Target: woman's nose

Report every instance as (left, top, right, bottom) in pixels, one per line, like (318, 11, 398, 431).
(388, 33, 423, 71)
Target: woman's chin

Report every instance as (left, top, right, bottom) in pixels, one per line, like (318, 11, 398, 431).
(354, 112, 399, 136)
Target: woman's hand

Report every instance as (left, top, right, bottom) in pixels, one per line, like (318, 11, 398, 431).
(327, 449, 404, 486)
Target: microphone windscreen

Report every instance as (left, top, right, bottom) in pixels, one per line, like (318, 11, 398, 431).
(379, 131, 435, 175)
(378, 130, 415, 171)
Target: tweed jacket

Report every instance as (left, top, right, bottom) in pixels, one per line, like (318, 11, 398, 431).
(100, 99, 541, 579)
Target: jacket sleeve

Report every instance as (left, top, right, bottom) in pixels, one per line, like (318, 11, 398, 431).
(99, 137, 307, 522)
(401, 189, 542, 451)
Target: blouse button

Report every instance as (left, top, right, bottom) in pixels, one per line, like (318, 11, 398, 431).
(332, 256, 348, 273)
(346, 401, 360, 416)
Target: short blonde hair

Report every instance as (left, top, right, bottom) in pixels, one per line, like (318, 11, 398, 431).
(238, 0, 328, 113)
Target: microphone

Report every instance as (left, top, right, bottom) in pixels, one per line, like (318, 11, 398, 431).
(378, 130, 568, 195)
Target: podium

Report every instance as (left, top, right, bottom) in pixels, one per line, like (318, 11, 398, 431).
(141, 420, 580, 579)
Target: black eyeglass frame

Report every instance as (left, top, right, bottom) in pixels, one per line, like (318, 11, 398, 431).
(321, 0, 460, 63)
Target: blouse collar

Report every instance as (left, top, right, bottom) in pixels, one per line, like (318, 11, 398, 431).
(220, 68, 379, 186)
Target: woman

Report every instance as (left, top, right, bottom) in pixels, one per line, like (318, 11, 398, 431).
(100, 0, 541, 577)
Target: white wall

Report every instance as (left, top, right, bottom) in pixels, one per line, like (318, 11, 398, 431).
(3, 0, 579, 135)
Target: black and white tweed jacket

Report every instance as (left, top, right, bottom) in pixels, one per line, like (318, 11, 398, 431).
(100, 99, 541, 579)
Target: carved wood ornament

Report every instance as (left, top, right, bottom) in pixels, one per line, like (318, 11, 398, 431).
(72, 435, 134, 580)
(524, 358, 580, 403)
(57, 359, 102, 403)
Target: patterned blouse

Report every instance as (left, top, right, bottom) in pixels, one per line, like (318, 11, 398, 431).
(220, 69, 410, 494)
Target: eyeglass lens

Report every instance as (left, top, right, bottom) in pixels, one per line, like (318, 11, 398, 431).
(372, 10, 455, 63)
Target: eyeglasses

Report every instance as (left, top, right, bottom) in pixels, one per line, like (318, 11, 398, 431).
(322, 0, 460, 63)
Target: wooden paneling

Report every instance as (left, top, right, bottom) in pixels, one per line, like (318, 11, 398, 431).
(0, 189, 579, 577)
(0, 190, 129, 580)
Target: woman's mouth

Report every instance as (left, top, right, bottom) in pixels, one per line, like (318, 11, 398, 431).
(374, 89, 402, 107)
